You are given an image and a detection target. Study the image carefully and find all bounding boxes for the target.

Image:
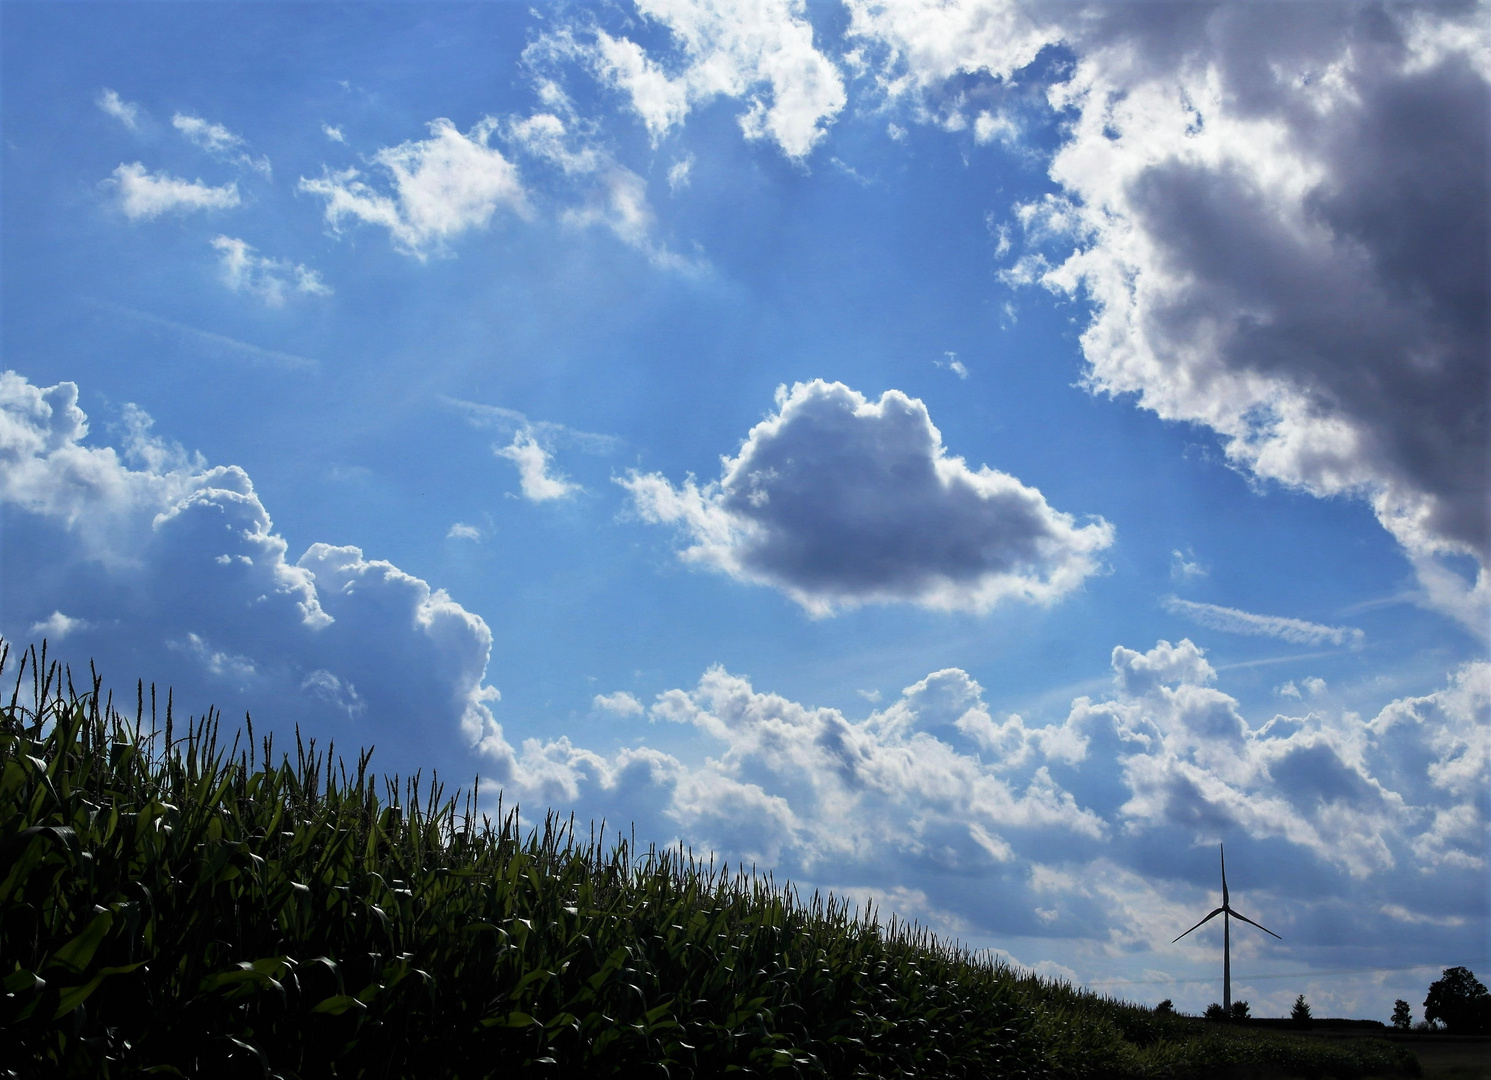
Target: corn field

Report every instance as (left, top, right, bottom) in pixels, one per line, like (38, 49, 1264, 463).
(1, 642, 1420, 1079)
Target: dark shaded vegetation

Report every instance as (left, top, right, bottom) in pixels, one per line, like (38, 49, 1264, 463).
(1424, 967, 1491, 1035)
(1291, 994, 1312, 1029)
(1, 643, 1424, 1078)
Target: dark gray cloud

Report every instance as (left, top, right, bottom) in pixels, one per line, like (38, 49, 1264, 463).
(848, 0, 1488, 627)
(622, 379, 1112, 614)
(1026, 2, 1488, 625)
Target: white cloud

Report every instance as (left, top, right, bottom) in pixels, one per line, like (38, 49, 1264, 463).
(845, 0, 1060, 106)
(505, 102, 699, 271)
(301, 668, 364, 720)
(173, 113, 271, 177)
(495, 431, 579, 502)
(546, 0, 846, 159)
(973, 109, 1018, 146)
(173, 113, 245, 154)
(97, 89, 141, 130)
(0, 371, 504, 760)
(1170, 549, 1207, 582)
(475, 637, 1485, 966)
(107, 163, 240, 220)
(446, 522, 482, 541)
(667, 154, 694, 192)
(299, 117, 529, 258)
(593, 690, 644, 717)
(934, 351, 969, 378)
(1163, 596, 1365, 649)
(27, 611, 88, 640)
(211, 236, 330, 306)
(323, 124, 346, 144)
(448, 397, 623, 456)
(489, 663, 1103, 876)
(621, 379, 1112, 615)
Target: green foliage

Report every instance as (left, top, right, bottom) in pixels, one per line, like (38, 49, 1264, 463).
(1291, 994, 1311, 1028)
(1392, 998, 1412, 1029)
(1204, 1002, 1226, 1021)
(1423, 966, 1491, 1034)
(0, 643, 1424, 1079)
(1230, 1000, 1251, 1022)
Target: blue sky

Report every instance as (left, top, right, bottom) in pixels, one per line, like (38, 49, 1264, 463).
(3, 0, 1486, 1021)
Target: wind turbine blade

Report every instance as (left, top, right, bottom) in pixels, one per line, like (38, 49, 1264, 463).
(1172, 907, 1225, 943)
(1220, 844, 1229, 905)
(1224, 906, 1282, 940)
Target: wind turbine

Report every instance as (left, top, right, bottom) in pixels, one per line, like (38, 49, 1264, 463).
(1173, 844, 1281, 1015)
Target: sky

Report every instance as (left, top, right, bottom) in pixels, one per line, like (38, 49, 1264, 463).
(2, 0, 1487, 1022)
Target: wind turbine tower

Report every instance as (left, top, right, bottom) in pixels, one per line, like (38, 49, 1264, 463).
(1173, 844, 1281, 1014)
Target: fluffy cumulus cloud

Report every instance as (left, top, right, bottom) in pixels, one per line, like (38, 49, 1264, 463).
(848, 1, 1491, 629)
(622, 379, 1112, 614)
(543, 0, 846, 158)
(299, 117, 530, 258)
(107, 163, 240, 220)
(593, 690, 644, 717)
(489, 663, 1104, 876)
(211, 236, 330, 306)
(481, 638, 1487, 958)
(0, 371, 503, 764)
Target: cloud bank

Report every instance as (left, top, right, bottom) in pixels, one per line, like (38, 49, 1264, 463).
(0, 371, 504, 761)
(622, 379, 1112, 614)
(484, 637, 1487, 971)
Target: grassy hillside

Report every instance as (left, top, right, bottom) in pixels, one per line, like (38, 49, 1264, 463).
(1, 643, 1420, 1079)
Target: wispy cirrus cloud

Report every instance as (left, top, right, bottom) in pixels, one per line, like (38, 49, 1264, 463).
(96, 88, 141, 130)
(1163, 595, 1364, 648)
(447, 397, 621, 504)
(91, 301, 319, 372)
(211, 236, 330, 307)
(173, 113, 271, 177)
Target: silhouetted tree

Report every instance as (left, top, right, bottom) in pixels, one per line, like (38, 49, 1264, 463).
(1424, 967, 1491, 1034)
(1155, 999, 1174, 1016)
(1230, 1000, 1251, 1022)
(1391, 999, 1412, 1030)
(1204, 1003, 1226, 1021)
(1291, 994, 1312, 1028)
